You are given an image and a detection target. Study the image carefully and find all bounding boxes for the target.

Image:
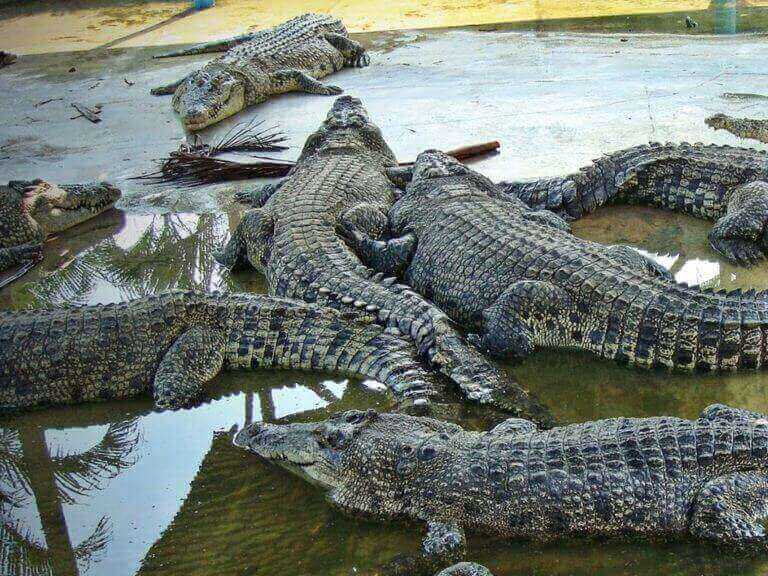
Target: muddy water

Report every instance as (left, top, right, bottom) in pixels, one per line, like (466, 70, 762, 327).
(4, 204, 768, 575)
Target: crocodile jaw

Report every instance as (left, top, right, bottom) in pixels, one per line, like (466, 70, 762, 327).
(20, 180, 121, 234)
(234, 421, 340, 489)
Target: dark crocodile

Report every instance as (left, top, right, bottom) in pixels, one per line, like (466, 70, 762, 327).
(218, 96, 549, 423)
(236, 404, 768, 573)
(151, 13, 369, 131)
(0, 179, 120, 273)
(707, 113, 768, 145)
(0, 291, 444, 413)
(343, 149, 768, 372)
(495, 142, 768, 265)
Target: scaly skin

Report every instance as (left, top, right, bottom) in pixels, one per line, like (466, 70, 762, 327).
(236, 405, 768, 574)
(151, 13, 370, 131)
(0, 291, 444, 413)
(707, 113, 768, 145)
(0, 179, 120, 272)
(497, 142, 768, 265)
(343, 150, 768, 372)
(218, 97, 551, 424)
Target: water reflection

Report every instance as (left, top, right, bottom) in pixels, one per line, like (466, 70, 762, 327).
(572, 206, 768, 291)
(0, 373, 388, 576)
(1, 212, 266, 310)
(0, 420, 141, 575)
(713, 0, 739, 34)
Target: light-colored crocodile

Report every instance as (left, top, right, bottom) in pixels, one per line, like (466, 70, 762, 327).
(151, 13, 370, 131)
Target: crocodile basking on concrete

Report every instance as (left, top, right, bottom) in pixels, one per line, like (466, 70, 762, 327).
(490, 142, 768, 266)
(343, 149, 768, 372)
(236, 404, 768, 573)
(0, 179, 120, 273)
(151, 13, 370, 131)
(218, 96, 549, 423)
(707, 113, 768, 145)
(0, 291, 445, 413)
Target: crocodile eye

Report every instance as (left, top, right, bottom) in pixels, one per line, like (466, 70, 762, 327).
(417, 445, 437, 461)
(345, 412, 364, 424)
(400, 444, 415, 457)
(326, 429, 347, 449)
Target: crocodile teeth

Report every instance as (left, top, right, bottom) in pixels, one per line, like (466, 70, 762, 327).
(292, 270, 302, 277)
(381, 277, 397, 287)
(353, 300, 366, 308)
(372, 272, 384, 281)
(318, 287, 331, 295)
(365, 304, 379, 312)
(341, 296, 354, 304)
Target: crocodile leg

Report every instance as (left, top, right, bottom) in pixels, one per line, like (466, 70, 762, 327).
(478, 281, 573, 361)
(383, 521, 467, 576)
(340, 222, 416, 278)
(216, 208, 274, 271)
(153, 32, 256, 59)
(698, 403, 768, 424)
(0, 243, 41, 273)
(323, 33, 370, 68)
(340, 202, 391, 238)
(150, 75, 189, 96)
(153, 327, 227, 409)
(489, 416, 538, 435)
(691, 472, 768, 547)
(233, 180, 285, 207)
(436, 564, 494, 576)
(602, 244, 673, 280)
(709, 181, 768, 265)
(270, 69, 343, 95)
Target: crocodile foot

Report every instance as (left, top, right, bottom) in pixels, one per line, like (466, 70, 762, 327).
(709, 182, 768, 266)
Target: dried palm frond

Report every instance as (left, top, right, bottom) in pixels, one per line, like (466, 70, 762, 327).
(132, 119, 291, 186)
(207, 119, 288, 154)
(133, 153, 294, 186)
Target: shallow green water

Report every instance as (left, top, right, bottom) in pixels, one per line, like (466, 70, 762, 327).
(4, 204, 768, 575)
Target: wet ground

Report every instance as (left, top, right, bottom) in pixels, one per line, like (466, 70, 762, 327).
(4, 3, 768, 576)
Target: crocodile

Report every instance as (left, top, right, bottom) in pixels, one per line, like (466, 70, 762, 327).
(0, 290, 445, 413)
(235, 404, 768, 573)
(0, 179, 121, 273)
(707, 113, 768, 145)
(218, 96, 549, 423)
(342, 149, 768, 372)
(151, 13, 370, 131)
(476, 142, 768, 266)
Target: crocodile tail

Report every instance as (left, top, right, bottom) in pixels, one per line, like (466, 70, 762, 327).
(273, 257, 554, 424)
(500, 143, 768, 221)
(233, 296, 446, 408)
(606, 283, 768, 372)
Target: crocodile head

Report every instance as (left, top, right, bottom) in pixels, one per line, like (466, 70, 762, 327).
(173, 67, 246, 131)
(391, 150, 497, 230)
(235, 409, 463, 511)
(9, 180, 121, 234)
(705, 113, 730, 131)
(298, 96, 397, 164)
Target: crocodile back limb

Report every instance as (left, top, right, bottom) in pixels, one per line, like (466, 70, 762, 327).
(0, 291, 443, 412)
(501, 143, 768, 221)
